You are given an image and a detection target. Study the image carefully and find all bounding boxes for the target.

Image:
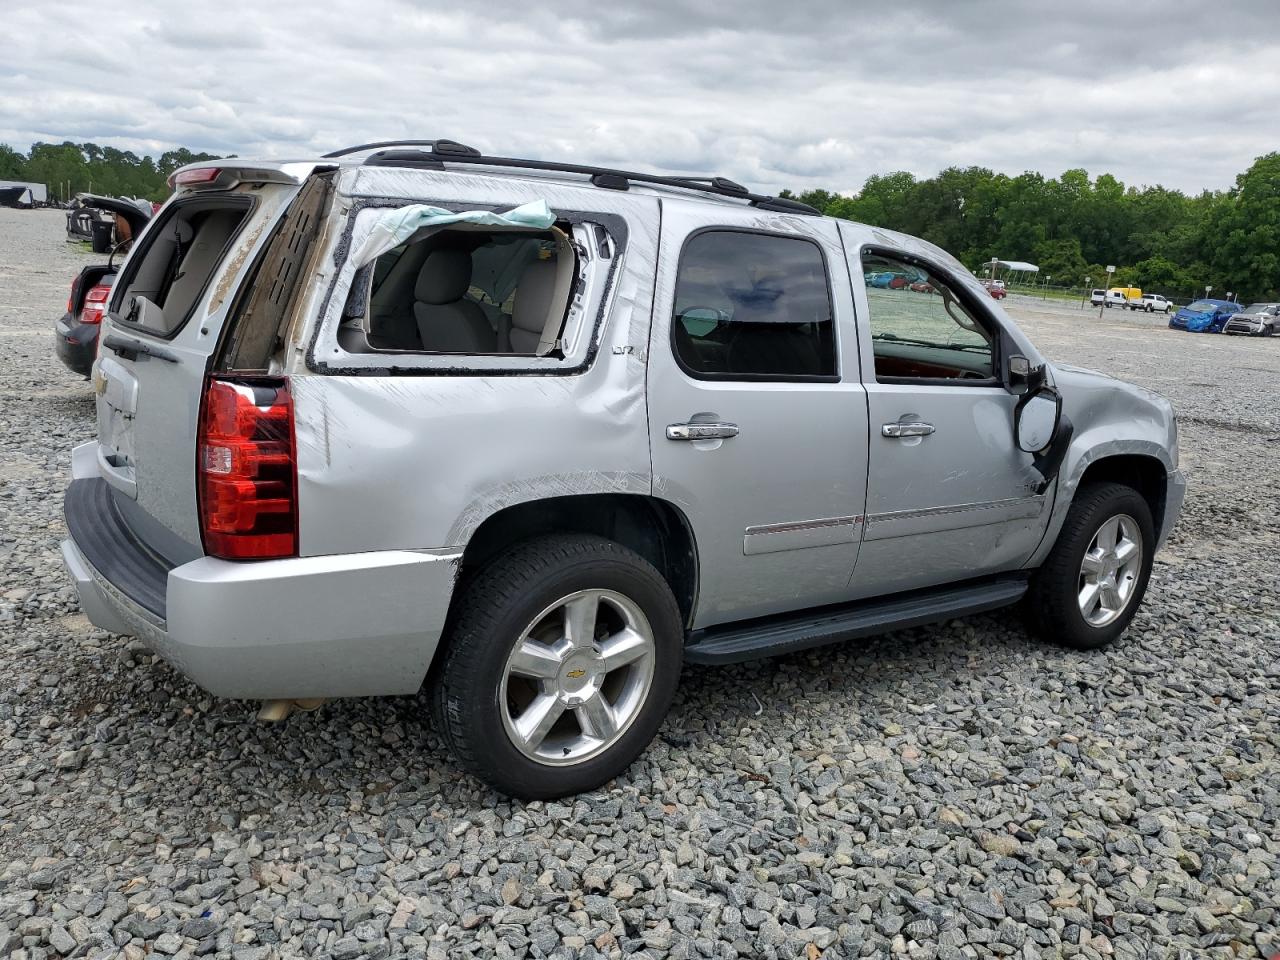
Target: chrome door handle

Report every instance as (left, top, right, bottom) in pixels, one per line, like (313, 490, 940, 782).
(666, 422, 739, 441)
(882, 421, 935, 438)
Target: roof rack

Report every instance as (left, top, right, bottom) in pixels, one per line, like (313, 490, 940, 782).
(324, 139, 821, 215)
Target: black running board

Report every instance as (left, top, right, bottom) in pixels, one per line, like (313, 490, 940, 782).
(683, 574, 1029, 665)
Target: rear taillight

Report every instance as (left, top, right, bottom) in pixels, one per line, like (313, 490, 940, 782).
(197, 377, 297, 560)
(79, 284, 112, 325)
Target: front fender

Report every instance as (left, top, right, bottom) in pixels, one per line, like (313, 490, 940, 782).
(1026, 364, 1178, 567)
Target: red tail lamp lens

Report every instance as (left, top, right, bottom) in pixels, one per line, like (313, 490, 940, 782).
(79, 284, 112, 325)
(169, 167, 222, 188)
(198, 377, 297, 560)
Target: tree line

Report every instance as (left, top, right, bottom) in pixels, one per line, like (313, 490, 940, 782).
(3, 140, 1276, 302)
(0, 141, 222, 205)
(781, 153, 1280, 303)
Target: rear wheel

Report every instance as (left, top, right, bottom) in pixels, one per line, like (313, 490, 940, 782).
(1025, 483, 1155, 650)
(431, 534, 683, 799)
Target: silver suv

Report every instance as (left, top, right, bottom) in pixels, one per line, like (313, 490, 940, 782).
(61, 140, 1185, 799)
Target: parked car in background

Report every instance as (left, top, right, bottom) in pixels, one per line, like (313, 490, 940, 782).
(1104, 290, 1130, 308)
(980, 278, 1007, 299)
(1222, 302, 1280, 336)
(1130, 293, 1172, 313)
(55, 199, 152, 377)
(61, 143, 1184, 799)
(65, 194, 154, 253)
(1169, 299, 1241, 333)
(1090, 289, 1105, 306)
(866, 271, 909, 289)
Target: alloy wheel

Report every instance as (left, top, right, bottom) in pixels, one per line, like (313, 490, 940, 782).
(500, 589, 656, 765)
(1078, 514, 1143, 627)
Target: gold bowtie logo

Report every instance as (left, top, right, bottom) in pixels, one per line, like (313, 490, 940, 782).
(565, 669, 586, 679)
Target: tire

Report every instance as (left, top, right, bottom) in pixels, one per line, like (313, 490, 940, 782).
(431, 534, 683, 799)
(1025, 482, 1155, 650)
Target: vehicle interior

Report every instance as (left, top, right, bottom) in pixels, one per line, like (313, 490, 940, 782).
(340, 225, 577, 356)
(671, 231, 836, 379)
(113, 198, 251, 337)
(861, 251, 996, 381)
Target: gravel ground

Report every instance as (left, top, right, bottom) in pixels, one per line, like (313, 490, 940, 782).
(1, 206, 1277, 959)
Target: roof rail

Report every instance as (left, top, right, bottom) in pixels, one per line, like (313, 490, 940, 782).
(323, 139, 821, 215)
(322, 139, 481, 159)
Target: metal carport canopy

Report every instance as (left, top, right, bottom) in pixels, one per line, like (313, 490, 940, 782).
(985, 259, 1039, 273)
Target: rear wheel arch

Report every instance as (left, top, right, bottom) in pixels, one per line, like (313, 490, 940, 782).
(1075, 454, 1167, 536)
(453, 493, 699, 629)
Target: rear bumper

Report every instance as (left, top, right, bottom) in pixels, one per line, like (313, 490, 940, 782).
(54, 312, 97, 377)
(61, 460, 460, 699)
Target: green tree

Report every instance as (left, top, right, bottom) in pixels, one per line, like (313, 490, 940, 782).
(1207, 153, 1280, 301)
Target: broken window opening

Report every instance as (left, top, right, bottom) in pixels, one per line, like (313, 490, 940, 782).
(339, 223, 580, 358)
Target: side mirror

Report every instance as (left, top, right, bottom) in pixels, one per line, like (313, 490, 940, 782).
(1015, 387, 1061, 453)
(1006, 354, 1045, 396)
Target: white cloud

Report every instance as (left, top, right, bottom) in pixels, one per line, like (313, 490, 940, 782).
(2, 0, 1277, 194)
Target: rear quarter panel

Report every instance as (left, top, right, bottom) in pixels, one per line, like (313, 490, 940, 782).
(288, 169, 661, 555)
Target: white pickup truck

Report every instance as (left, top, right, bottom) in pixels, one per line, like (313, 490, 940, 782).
(1129, 293, 1172, 313)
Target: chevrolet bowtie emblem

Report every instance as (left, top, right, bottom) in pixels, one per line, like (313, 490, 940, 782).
(565, 669, 586, 679)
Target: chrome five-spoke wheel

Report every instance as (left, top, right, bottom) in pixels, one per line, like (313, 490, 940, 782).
(1078, 513, 1142, 627)
(500, 588, 656, 765)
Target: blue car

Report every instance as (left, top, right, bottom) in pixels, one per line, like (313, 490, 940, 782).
(1169, 299, 1241, 333)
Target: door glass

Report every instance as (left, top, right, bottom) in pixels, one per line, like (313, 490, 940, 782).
(672, 231, 835, 379)
(861, 250, 995, 382)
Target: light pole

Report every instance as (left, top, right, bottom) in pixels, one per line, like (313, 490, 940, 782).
(1082, 276, 1091, 309)
(1043, 275, 1052, 300)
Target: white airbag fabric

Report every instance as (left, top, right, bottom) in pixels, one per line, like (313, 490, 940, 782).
(350, 200, 557, 269)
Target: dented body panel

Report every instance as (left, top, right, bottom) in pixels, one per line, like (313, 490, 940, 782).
(60, 150, 1184, 701)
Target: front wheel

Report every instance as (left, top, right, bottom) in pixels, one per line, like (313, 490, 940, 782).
(1025, 483, 1155, 649)
(431, 534, 683, 799)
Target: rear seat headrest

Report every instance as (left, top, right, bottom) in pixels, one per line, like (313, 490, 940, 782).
(415, 248, 472, 305)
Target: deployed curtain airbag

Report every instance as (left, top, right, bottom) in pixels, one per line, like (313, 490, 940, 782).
(351, 200, 557, 269)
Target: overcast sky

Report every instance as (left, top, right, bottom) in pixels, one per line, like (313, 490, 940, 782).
(3, 1, 1277, 196)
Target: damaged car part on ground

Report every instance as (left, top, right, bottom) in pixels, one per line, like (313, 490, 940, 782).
(60, 140, 1185, 799)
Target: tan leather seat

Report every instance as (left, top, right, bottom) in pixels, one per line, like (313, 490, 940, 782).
(413, 248, 495, 353)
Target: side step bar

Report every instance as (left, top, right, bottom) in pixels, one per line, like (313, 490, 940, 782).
(683, 574, 1029, 665)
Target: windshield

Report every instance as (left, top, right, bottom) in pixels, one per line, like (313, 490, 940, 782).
(1240, 303, 1277, 315)
(1186, 300, 1218, 312)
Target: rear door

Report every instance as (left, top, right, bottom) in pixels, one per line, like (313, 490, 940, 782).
(93, 169, 325, 557)
(647, 202, 869, 629)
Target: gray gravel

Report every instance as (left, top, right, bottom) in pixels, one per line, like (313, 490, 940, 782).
(1, 207, 1277, 959)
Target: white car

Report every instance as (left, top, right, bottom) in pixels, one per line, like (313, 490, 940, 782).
(1090, 289, 1106, 306)
(1104, 290, 1129, 309)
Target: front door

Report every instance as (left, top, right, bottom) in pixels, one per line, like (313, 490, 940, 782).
(647, 205, 869, 629)
(841, 230, 1052, 599)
